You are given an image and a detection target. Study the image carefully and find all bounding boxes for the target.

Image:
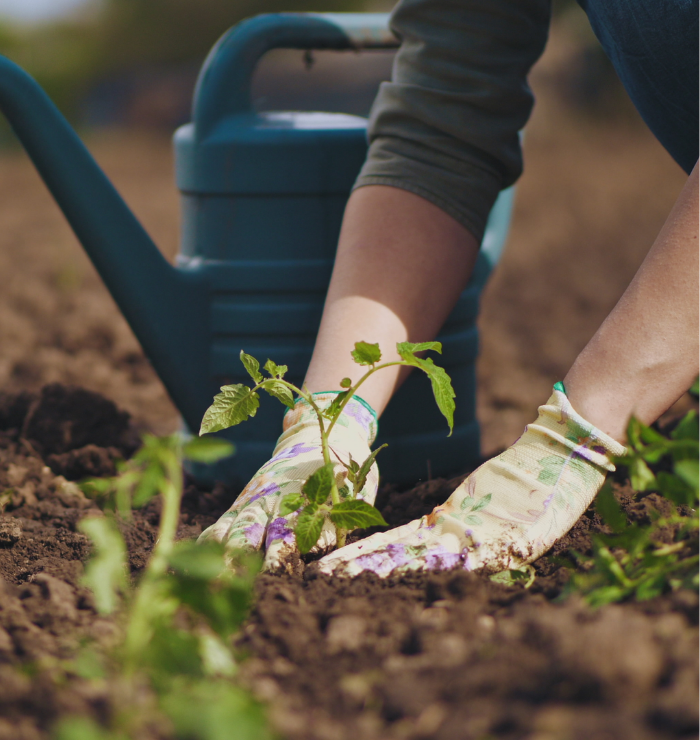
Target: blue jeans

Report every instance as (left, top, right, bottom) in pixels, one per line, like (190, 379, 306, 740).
(580, 0, 698, 174)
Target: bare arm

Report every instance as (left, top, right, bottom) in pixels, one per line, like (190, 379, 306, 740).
(303, 185, 478, 415)
(565, 162, 699, 441)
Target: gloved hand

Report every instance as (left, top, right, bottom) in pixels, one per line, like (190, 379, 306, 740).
(317, 386, 627, 577)
(198, 392, 378, 572)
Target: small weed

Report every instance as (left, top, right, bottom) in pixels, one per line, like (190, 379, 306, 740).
(565, 406, 699, 607)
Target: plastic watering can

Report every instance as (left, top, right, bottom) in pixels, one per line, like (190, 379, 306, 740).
(0, 13, 513, 485)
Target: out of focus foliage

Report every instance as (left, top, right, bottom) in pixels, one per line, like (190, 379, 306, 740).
(0, 0, 370, 122)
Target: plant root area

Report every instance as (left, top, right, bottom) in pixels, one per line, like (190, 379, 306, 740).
(0, 384, 696, 740)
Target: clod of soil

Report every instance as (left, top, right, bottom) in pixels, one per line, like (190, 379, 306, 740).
(20, 383, 140, 459)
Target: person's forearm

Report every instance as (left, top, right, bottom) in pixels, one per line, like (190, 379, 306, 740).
(304, 185, 479, 416)
(565, 162, 699, 441)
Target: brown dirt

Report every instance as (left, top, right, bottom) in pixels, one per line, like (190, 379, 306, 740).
(0, 385, 696, 740)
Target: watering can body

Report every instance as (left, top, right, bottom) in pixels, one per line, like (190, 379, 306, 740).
(0, 12, 513, 486)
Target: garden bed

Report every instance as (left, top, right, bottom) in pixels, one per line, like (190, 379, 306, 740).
(0, 384, 696, 740)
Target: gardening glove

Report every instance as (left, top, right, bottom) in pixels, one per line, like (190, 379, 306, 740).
(317, 385, 627, 577)
(198, 392, 378, 572)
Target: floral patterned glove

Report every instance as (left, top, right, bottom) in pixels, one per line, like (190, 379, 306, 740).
(198, 392, 378, 572)
(317, 386, 627, 577)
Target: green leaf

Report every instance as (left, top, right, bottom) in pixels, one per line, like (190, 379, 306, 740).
(340, 377, 352, 388)
(329, 499, 387, 529)
(295, 506, 326, 553)
(351, 341, 381, 366)
(674, 459, 699, 494)
(200, 384, 259, 435)
(78, 516, 128, 615)
(628, 456, 656, 492)
(671, 410, 699, 443)
(396, 341, 443, 355)
(240, 351, 263, 383)
(131, 462, 162, 508)
(183, 436, 235, 463)
(302, 464, 334, 505)
(595, 483, 627, 533)
(396, 342, 455, 435)
(489, 569, 526, 585)
(264, 359, 287, 379)
(635, 573, 667, 601)
(352, 444, 388, 495)
(280, 493, 305, 516)
(260, 379, 296, 410)
(322, 390, 351, 421)
(161, 680, 273, 740)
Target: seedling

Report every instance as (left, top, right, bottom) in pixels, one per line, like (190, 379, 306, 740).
(200, 341, 455, 552)
(565, 406, 699, 607)
(67, 434, 273, 740)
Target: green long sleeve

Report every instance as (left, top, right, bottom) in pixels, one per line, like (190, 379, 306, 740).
(354, 0, 551, 242)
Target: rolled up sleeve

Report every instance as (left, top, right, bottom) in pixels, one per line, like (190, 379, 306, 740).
(354, 0, 550, 242)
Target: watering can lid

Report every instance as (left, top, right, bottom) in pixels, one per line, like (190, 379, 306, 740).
(174, 110, 369, 195)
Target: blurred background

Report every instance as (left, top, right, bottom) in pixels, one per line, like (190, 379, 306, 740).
(0, 0, 688, 460)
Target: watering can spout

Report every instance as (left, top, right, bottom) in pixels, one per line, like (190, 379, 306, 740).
(0, 55, 209, 430)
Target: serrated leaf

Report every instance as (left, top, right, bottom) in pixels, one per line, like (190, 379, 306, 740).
(200, 384, 259, 435)
(264, 359, 287, 379)
(295, 506, 326, 553)
(260, 379, 296, 410)
(302, 464, 334, 505)
(351, 341, 381, 366)
(280, 493, 305, 516)
(396, 342, 455, 435)
(595, 483, 627, 533)
(353, 444, 387, 495)
(396, 341, 443, 355)
(329, 499, 387, 529)
(183, 436, 235, 463)
(322, 390, 351, 421)
(78, 516, 128, 615)
(240, 351, 263, 383)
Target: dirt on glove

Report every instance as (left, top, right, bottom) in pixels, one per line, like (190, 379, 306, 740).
(0, 384, 696, 740)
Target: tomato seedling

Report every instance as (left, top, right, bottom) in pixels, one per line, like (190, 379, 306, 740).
(200, 341, 455, 552)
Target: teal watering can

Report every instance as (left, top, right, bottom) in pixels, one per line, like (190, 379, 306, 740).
(0, 12, 513, 485)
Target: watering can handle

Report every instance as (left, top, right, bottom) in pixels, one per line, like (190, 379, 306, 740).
(193, 12, 399, 135)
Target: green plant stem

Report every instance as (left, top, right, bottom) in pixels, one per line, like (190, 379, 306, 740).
(324, 361, 404, 439)
(123, 444, 183, 672)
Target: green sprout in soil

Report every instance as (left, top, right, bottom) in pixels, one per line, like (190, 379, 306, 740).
(199, 341, 455, 553)
(564, 404, 699, 607)
(56, 434, 273, 740)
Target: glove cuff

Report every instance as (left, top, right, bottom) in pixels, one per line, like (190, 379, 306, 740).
(527, 387, 628, 472)
(283, 391, 378, 445)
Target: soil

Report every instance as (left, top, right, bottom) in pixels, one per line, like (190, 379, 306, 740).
(0, 384, 696, 740)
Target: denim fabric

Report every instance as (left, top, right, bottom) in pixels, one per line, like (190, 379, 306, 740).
(581, 0, 698, 173)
